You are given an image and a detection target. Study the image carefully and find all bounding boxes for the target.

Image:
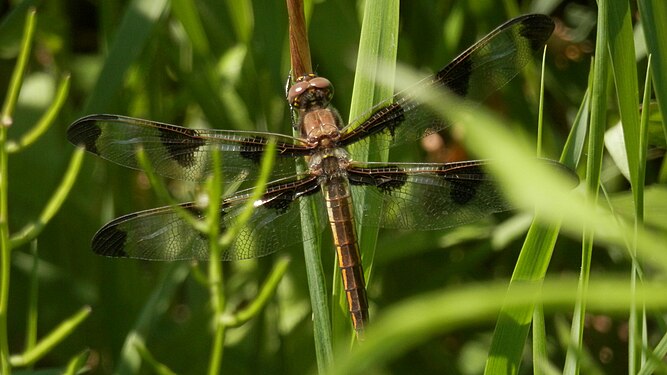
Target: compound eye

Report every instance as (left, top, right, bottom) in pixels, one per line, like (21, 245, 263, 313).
(288, 80, 312, 107)
(309, 77, 331, 90)
(309, 77, 334, 104)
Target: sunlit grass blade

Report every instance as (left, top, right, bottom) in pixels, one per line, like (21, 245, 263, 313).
(328, 278, 667, 375)
(486, 46, 577, 373)
(333, 0, 399, 344)
(635, 54, 653, 371)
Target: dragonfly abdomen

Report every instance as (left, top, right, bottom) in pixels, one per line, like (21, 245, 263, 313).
(321, 173, 369, 339)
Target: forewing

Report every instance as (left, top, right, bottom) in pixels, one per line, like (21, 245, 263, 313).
(338, 14, 555, 153)
(67, 114, 314, 182)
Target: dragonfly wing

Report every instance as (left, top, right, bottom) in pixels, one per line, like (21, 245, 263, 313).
(67, 114, 314, 183)
(338, 14, 555, 153)
(348, 161, 510, 230)
(92, 175, 325, 260)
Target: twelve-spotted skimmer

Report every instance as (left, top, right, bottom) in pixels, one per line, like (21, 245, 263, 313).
(68, 14, 567, 338)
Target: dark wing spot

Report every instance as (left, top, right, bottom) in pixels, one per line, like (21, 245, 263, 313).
(441, 163, 486, 205)
(364, 104, 405, 139)
(384, 104, 405, 138)
(519, 16, 555, 51)
(239, 136, 267, 163)
(437, 57, 473, 97)
(262, 196, 293, 212)
(67, 119, 102, 154)
(92, 224, 129, 257)
(184, 204, 206, 219)
(448, 179, 478, 205)
(349, 168, 408, 193)
(259, 178, 320, 213)
(158, 127, 205, 168)
(376, 173, 407, 193)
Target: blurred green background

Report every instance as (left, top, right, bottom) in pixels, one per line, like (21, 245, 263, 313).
(2, 0, 660, 374)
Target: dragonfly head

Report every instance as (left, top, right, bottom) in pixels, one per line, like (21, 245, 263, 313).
(288, 74, 334, 112)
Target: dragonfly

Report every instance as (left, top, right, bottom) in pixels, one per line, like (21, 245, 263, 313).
(68, 14, 568, 338)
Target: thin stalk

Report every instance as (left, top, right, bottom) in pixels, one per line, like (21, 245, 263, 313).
(207, 148, 225, 375)
(134, 340, 178, 375)
(25, 242, 38, 353)
(0, 8, 37, 374)
(207, 140, 276, 374)
(0, 99, 11, 375)
(5, 74, 70, 154)
(0, 8, 36, 126)
(222, 256, 290, 327)
(10, 306, 91, 367)
(0, 117, 11, 375)
(62, 349, 90, 375)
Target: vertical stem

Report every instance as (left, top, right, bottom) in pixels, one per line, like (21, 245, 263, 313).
(25, 242, 39, 352)
(287, 0, 312, 77)
(207, 148, 225, 375)
(0, 7, 37, 374)
(0, 112, 11, 375)
(286, 0, 334, 371)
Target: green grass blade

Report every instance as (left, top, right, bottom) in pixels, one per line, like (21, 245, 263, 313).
(564, 2, 612, 373)
(486, 29, 587, 375)
(171, 0, 210, 55)
(608, 1, 641, 187)
(300, 195, 333, 373)
(605, 15, 646, 370)
(638, 0, 667, 157)
(333, 0, 399, 343)
(83, 0, 168, 114)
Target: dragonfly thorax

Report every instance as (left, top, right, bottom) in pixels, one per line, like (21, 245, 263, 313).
(300, 108, 344, 146)
(309, 147, 350, 180)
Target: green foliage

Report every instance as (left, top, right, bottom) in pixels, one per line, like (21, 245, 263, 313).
(1, 0, 666, 374)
